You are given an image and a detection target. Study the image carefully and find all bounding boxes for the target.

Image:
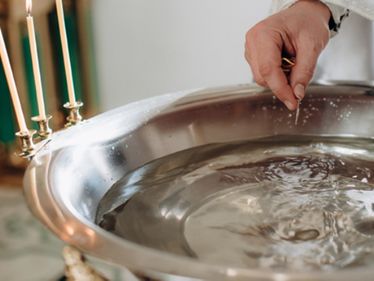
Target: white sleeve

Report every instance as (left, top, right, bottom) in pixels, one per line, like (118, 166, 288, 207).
(271, 0, 374, 20)
(322, 0, 374, 20)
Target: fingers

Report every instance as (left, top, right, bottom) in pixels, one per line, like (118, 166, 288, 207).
(290, 44, 321, 100)
(245, 49, 267, 87)
(263, 66, 298, 111)
(246, 28, 297, 110)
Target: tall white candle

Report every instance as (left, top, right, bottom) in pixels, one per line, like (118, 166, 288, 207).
(26, 0, 46, 119)
(0, 29, 28, 133)
(55, 0, 76, 105)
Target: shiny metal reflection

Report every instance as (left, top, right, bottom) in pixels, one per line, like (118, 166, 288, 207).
(24, 82, 374, 281)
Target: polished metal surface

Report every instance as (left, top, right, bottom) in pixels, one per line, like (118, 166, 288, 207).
(24, 82, 374, 281)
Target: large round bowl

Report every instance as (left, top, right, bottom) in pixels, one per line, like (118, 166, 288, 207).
(24, 82, 374, 281)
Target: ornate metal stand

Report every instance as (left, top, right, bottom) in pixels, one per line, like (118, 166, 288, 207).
(31, 115, 53, 139)
(64, 101, 84, 127)
(62, 246, 156, 281)
(63, 246, 108, 281)
(15, 130, 36, 159)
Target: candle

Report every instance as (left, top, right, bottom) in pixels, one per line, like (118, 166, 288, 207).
(26, 0, 46, 119)
(0, 29, 28, 133)
(55, 0, 76, 105)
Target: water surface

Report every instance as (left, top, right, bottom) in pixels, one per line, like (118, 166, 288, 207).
(97, 136, 374, 271)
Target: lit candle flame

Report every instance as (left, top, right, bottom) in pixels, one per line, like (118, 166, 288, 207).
(26, 0, 32, 16)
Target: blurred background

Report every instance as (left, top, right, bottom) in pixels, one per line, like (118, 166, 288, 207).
(0, 0, 272, 173)
(1, 0, 373, 172)
(0, 1, 271, 280)
(93, 0, 271, 109)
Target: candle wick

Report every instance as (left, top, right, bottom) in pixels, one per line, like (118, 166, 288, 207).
(26, 0, 32, 16)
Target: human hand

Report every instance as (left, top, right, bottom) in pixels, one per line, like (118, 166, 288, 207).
(245, 0, 331, 110)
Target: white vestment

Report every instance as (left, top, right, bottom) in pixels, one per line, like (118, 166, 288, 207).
(272, 0, 374, 81)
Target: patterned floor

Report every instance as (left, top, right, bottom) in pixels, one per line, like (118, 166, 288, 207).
(0, 187, 135, 281)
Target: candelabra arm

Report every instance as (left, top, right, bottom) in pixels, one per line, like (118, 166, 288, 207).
(15, 130, 36, 159)
(64, 101, 84, 127)
(31, 115, 52, 139)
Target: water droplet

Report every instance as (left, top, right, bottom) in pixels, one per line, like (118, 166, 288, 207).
(293, 229, 320, 241)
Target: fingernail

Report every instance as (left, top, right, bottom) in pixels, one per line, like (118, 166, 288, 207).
(294, 84, 305, 100)
(285, 100, 295, 111)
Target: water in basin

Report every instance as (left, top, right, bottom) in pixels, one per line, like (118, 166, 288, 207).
(97, 136, 374, 272)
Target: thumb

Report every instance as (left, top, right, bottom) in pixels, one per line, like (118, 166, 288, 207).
(290, 45, 321, 100)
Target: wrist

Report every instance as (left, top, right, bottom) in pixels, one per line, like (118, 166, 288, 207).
(294, 0, 331, 23)
(292, 1, 349, 36)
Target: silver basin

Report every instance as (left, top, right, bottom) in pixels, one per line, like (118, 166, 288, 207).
(24, 82, 374, 281)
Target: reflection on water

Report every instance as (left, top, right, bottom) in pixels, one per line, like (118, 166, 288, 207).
(97, 136, 374, 271)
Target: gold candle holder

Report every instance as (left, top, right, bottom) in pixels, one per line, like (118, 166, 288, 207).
(15, 130, 36, 159)
(31, 115, 53, 139)
(64, 101, 83, 127)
